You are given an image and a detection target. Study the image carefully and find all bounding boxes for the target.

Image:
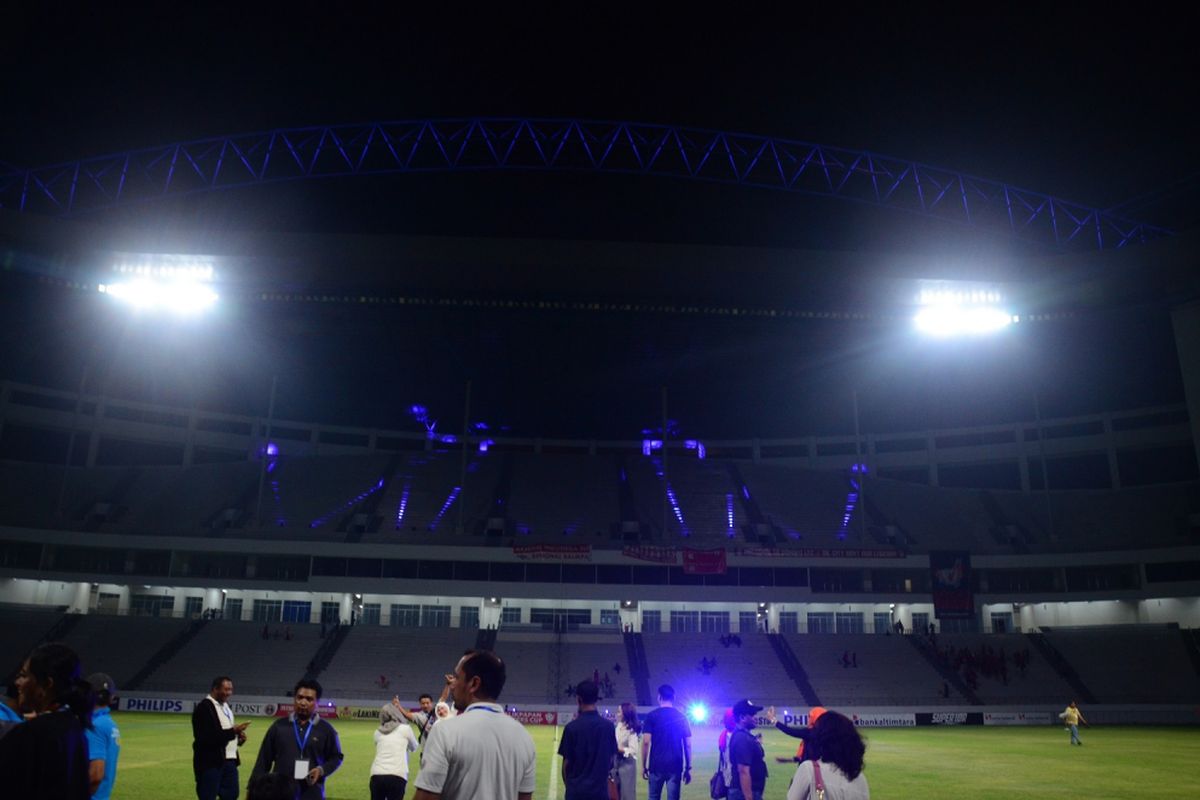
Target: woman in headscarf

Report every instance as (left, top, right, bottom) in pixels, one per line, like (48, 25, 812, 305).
(370, 702, 418, 800)
(0, 642, 93, 799)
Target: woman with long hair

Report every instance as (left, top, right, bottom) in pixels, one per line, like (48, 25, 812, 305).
(612, 701, 642, 800)
(786, 710, 869, 800)
(0, 642, 94, 799)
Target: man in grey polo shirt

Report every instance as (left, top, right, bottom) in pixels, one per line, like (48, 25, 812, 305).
(412, 650, 536, 800)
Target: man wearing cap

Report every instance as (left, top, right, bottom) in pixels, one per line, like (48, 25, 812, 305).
(194, 676, 252, 800)
(728, 700, 767, 800)
(86, 673, 121, 800)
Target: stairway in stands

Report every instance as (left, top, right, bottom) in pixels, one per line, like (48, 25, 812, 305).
(903, 634, 982, 705)
(1182, 628, 1200, 677)
(475, 628, 498, 651)
(126, 618, 209, 691)
(1025, 630, 1096, 703)
(766, 634, 822, 706)
(623, 631, 653, 706)
(304, 624, 351, 683)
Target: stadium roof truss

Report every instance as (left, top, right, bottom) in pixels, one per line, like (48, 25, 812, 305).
(0, 118, 1172, 251)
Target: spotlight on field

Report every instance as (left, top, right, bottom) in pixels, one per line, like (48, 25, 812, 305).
(687, 703, 708, 723)
(912, 280, 1016, 337)
(98, 256, 218, 314)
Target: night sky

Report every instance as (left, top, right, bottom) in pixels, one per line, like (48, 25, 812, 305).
(1, 7, 1196, 439)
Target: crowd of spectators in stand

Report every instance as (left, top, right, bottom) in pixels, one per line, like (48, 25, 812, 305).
(931, 642, 1031, 689)
(565, 668, 618, 699)
(260, 625, 293, 641)
(719, 633, 743, 648)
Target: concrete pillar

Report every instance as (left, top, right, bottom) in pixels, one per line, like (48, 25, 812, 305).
(205, 587, 223, 613)
(1171, 300, 1200, 477)
(71, 582, 91, 614)
(1103, 416, 1121, 489)
(340, 593, 354, 625)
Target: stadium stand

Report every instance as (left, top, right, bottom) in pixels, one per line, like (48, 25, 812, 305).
(641, 632, 794, 706)
(316, 625, 477, 701)
(0, 606, 68, 676)
(928, 632, 1076, 704)
(506, 452, 620, 539)
(738, 462, 850, 544)
(138, 620, 324, 696)
(58, 614, 191, 689)
(784, 633, 962, 706)
(1040, 625, 1200, 703)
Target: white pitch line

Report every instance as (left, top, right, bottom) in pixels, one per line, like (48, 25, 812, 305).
(547, 723, 561, 800)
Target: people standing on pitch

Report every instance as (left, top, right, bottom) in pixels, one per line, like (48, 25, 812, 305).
(395, 677, 453, 746)
(1058, 700, 1088, 746)
(194, 676, 252, 800)
(85, 673, 121, 800)
(727, 699, 767, 800)
(640, 684, 692, 800)
(612, 702, 641, 800)
(250, 679, 343, 800)
(0, 642, 93, 799)
(766, 705, 825, 763)
(412, 650, 537, 800)
(370, 702, 418, 800)
(786, 710, 869, 800)
(558, 679, 618, 800)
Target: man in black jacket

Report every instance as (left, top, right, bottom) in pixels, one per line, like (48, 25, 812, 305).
(250, 679, 343, 800)
(193, 676, 251, 800)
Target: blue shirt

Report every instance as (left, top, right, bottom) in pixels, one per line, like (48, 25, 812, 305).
(0, 702, 22, 723)
(85, 707, 120, 800)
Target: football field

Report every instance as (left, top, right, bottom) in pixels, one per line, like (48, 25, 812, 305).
(111, 713, 1200, 799)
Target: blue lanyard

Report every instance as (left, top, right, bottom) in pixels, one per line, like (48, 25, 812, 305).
(466, 705, 499, 713)
(221, 704, 233, 723)
(293, 718, 315, 753)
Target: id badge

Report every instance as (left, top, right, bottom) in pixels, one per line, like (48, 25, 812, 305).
(294, 760, 310, 780)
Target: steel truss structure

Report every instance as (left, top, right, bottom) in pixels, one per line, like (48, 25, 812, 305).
(0, 118, 1171, 251)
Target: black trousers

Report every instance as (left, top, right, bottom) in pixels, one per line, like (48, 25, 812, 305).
(370, 774, 408, 800)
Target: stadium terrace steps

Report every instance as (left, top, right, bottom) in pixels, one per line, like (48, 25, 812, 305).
(929, 632, 1074, 704)
(641, 631, 793, 707)
(624, 632, 653, 706)
(767, 633, 821, 706)
(0, 606, 70, 679)
(737, 463, 850, 543)
(317, 626, 477, 702)
(506, 452, 620, 539)
(1040, 625, 1200, 704)
(903, 634, 980, 705)
(785, 633, 959, 706)
(60, 614, 193, 690)
(1024, 632, 1096, 704)
(125, 618, 209, 690)
(139, 620, 326, 697)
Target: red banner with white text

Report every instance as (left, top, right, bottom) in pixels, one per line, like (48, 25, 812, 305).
(682, 548, 727, 574)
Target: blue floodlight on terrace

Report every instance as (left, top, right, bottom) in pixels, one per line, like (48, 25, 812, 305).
(687, 703, 708, 723)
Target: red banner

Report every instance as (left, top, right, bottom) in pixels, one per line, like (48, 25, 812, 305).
(738, 546, 905, 559)
(507, 709, 559, 725)
(621, 545, 678, 564)
(682, 548, 727, 574)
(512, 544, 592, 560)
(272, 703, 339, 719)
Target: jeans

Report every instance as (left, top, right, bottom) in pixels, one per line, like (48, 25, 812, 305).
(1069, 723, 1081, 744)
(647, 771, 682, 800)
(728, 784, 763, 800)
(196, 761, 240, 800)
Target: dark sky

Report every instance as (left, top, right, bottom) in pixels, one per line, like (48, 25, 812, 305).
(0, 6, 1195, 439)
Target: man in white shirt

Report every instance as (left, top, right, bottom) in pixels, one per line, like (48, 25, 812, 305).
(192, 676, 250, 800)
(412, 650, 537, 800)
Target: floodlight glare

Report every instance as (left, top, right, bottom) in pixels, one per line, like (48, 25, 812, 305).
(687, 703, 708, 723)
(914, 306, 1013, 337)
(99, 279, 218, 314)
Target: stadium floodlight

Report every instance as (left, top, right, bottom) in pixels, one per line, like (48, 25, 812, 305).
(99, 279, 217, 314)
(687, 703, 708, 723)
(912, 279, 1015, 337)
(100, 255, 219, 314)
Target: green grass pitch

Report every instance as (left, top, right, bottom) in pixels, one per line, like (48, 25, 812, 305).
(111, 713, 1200, 799)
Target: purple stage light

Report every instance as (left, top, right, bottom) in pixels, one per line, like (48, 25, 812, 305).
(395, 485, 411, 528)
(429, 487, 461, 531)
(726, 494, 735, 537)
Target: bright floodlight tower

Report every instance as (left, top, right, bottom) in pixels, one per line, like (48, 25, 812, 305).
(912, 279, 1018, 337)
(97, 253, 218, 314)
